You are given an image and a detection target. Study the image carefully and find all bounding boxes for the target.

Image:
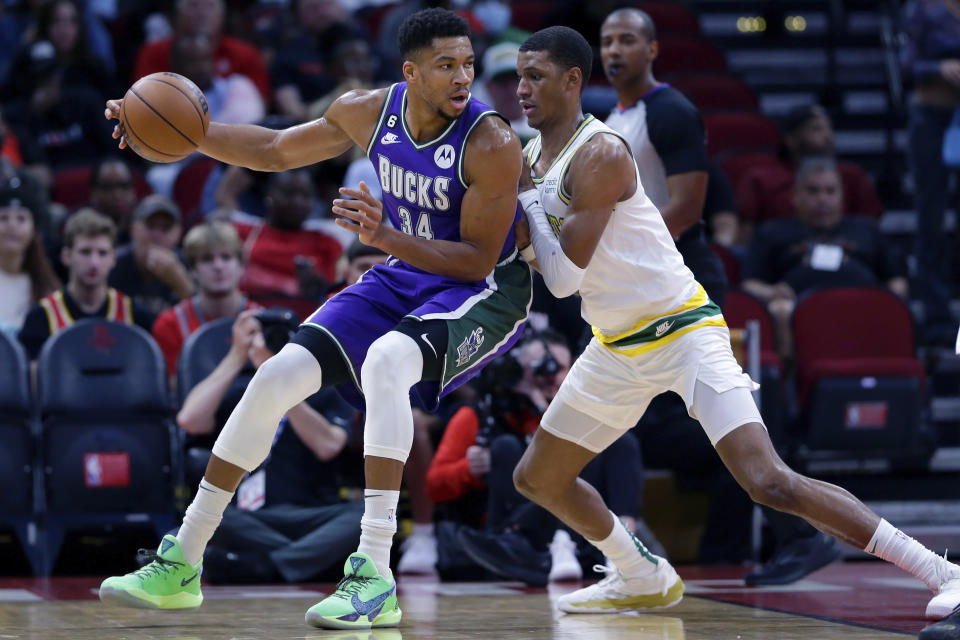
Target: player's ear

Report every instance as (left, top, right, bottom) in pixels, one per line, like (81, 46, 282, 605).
(648, 39, 659, 62)
(402, 60, 417, 84)
(567, 67, 582, 93)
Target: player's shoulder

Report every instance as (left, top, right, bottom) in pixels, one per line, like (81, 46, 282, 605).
(576, 127, 634, 169)
(331, 86, 391, 114)
(465, 111, 520, 155)
(645, 85, 701, 122)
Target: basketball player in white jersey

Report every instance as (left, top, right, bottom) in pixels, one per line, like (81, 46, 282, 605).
(511, 26, 960, 619)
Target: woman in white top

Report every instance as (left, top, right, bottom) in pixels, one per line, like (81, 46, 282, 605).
(0, 190, 59, 336)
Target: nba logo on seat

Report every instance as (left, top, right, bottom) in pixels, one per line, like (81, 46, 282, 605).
(88, 324, 117, 354)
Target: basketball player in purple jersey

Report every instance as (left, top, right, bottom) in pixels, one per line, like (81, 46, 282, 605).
(100, 8, 530, 629)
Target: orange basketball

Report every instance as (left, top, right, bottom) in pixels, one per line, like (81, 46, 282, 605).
(120, 72, 209, 164)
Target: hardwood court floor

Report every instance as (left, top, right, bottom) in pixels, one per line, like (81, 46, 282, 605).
(0, 562, 939, 639)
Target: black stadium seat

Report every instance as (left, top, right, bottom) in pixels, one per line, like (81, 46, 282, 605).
(37, 319, 179, 574)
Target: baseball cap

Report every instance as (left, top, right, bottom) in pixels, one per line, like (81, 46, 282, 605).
(483, 41, 520, 81)
(133, 194, 182, 224)
(780, 104, 829, 134)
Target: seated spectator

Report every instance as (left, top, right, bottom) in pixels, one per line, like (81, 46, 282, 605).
(0, 34, 116, 172)
(233, 170, 343, 303)
(471, 42, 536, 145)
(110, 195, 194, 316)
(426, 330, 653, 585)
(735, 105, 883, 238)
(304, 34, 380, 123)
(86, 158, 141, 245)
(133, 0, 270, 101)
(272, 0, 369, 122)
(18, 208, 153, 359)
(0, 185, 60, 336)
(703, 160, 740, 249)
(176, 308, 362, 583)
(0, 110, 52, 238)
(330, 239, 388, 295)
(152, 221, 257, 378)
(741, 157, 908, 357)
(145, 33, 265, 197)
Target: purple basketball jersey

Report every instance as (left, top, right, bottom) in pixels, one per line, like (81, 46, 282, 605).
(366, 82, 519, 268)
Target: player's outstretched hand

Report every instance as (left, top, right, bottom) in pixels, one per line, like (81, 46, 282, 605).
(334, 181, 384, 247)
(104, 99, 128, 149)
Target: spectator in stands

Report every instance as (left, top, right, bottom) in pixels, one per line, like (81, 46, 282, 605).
(134, 0, 270, 100)
(0, 110, 52, 238)
(271, 0, 369, 122)
(472, 41, 536, 145)
(329, 239, 388, 296)
(177, 308, 362, 584)
(110, 195, 194, 317)
(87, 158, 140, 245)
(735, 105, 883, 238)
(704, 160, 741, 250)
(742, 157, 908, 359)
(0, 185, 60, 336)
(146, 33, 265, 198)
(427, 330, 656, 585)
(0, 5, 117, 173)
(18, 208, 153, 359)
(901, 0, 960, 346)
(304, 35, 381, 122)
(152, 221, 256, 378)
(233, 169, 343, 303)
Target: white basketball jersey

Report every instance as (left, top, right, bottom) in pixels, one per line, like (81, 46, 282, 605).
(527, 115, 700, 336)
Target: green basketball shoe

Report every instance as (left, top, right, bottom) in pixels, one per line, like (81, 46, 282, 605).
(99, 534, 203, 610)
(305, 553, 401, 629)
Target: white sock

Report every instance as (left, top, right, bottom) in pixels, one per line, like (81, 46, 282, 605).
(177, 478, 234, 566)
(865, 519, 959, 591)
(587, 511, 658, 580)
(357, 489, 399, 580)
(412, 522, 435, 538)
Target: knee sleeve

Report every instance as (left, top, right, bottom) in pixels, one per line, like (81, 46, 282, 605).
(212, 343, 324, 471)
(361, 331, 423, 463)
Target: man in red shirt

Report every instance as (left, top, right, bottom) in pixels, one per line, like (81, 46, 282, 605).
(232, 169, 343, 306)
(152, 221, 257, 378)
(133, 0, 270, 101)
(734, 105, 883, 240)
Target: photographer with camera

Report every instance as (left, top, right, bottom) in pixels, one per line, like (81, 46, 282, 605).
(426, 329, 651, 586)
(176, 307, 361, 584)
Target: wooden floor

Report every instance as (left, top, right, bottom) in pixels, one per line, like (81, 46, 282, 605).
(0, 562, 937, 639)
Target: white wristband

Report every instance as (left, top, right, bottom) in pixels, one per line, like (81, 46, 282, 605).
(519, 244, 536, 263)
(517, 189, 585, 298)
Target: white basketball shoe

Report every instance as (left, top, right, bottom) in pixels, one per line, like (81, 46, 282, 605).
(556, 557, 684, 614)
(548, 530, 582, 582)
(927, 558, 960, 619)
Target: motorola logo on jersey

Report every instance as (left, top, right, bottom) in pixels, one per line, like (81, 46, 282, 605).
(434, 144, 455, 169)
(377, 155, 451, 211)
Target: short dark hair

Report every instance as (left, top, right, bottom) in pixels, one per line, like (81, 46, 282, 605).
(519, 26, 593, 90)
(63, 208, 117, 248)
(89, 158, 132, 191)
(795, 156, 840, 186)
(398, 8, 470, 60)
(605, 8, 657, 41)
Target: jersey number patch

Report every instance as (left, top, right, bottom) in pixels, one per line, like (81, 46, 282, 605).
(398, 206, 434, 240)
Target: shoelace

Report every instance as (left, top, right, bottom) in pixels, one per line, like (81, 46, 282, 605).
(333, 574, 373, 600)
(591, 564, 620, 586)
(132, 549, 183, 579)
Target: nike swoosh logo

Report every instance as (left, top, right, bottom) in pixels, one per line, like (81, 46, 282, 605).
(351, 582, 395, 615)
(181, 573, 199, 587)
(421, 333, 437, 358)
(869, 541, 878, 554)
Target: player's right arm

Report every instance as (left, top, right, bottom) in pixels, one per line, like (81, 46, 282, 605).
(104, 88, 387, 172)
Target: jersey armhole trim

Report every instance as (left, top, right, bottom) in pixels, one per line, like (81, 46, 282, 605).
(365, 84, 398, 156)
(557, 128, 633, 204)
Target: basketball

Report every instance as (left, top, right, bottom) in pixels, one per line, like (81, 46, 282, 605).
(120, 72, 209, 164)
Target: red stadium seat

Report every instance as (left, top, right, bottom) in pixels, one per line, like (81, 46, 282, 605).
(724, 289, 780, 369)
(720, 151, 779, 192)
(172, 157, 218, 229)
(636, 2, 700, 34)
(51, 165, 152, 209)
(669, 73, 758, 112)
(511, 0, 551, 32)
(791, 287, 929, 462)
(709, 242, 742, 288)
(655, 35, 726, 77)
(704, 112, 780, 158)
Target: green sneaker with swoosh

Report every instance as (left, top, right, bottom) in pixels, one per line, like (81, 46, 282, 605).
(99, 534, 203, 609)
(305, 553, 401, 629)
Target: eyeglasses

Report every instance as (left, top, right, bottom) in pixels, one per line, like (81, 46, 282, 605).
(94, 181, 134, 191)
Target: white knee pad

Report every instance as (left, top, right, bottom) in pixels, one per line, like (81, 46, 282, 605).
(361, 331, 423, 463)
(212, 343, 324, 471)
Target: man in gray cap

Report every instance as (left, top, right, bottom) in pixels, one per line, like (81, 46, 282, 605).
(109, 194, 194, 315)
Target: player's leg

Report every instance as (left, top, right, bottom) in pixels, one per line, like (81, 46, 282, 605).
(703, 383, 960, 619)
(513, 411, 684, 613)
(305, 319, 446, 629)
(99, 331, 350, 610)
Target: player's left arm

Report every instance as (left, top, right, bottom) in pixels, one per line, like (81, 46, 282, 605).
(334, 117, 522, 282)
(519, 134, 635, 298)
